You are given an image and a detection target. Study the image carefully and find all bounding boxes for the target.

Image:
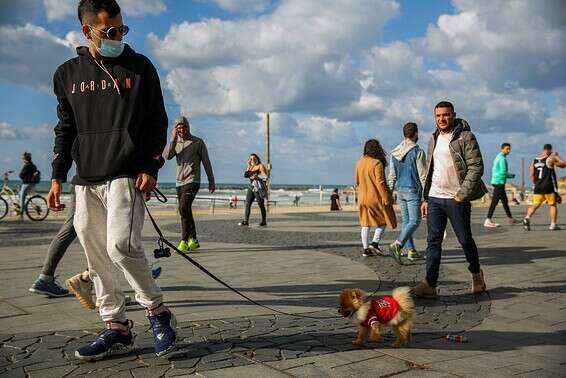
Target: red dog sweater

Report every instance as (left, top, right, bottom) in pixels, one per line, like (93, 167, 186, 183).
(361, 296, 399, 327)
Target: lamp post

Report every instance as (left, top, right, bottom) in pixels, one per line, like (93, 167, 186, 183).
(266, 113, 271, 210)
(521, 157, 525, 192)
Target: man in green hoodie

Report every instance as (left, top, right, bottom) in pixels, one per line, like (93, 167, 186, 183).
(484, 143, 518, 227)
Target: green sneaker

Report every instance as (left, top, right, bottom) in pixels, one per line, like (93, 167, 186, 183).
(407, 249, 423, 261)
(388, 242, 403, 265)
(188, 238, 200, 251)
(177, 240, 189, 254)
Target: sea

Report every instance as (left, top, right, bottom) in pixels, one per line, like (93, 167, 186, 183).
(3, 181, 355, 207)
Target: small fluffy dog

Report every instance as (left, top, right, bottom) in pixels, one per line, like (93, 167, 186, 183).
(338, 287, 414, 348)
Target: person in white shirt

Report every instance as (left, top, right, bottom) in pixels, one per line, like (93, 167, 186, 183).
(411, 101, 488, 298)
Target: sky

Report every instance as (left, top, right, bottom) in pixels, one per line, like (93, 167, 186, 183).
(1, 0, 565, 185)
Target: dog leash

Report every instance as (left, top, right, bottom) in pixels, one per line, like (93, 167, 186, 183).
(145, 188, 347, 320)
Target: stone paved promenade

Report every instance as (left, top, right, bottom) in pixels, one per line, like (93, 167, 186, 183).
(1, 205, 565, 377)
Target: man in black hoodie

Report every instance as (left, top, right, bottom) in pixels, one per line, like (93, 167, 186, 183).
(47, 0, 175, 361)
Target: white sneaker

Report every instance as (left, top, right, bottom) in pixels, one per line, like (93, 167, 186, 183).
(65, 273, 95, 310)
(483, 219, 500, 228)
(549, 224, 561, 231)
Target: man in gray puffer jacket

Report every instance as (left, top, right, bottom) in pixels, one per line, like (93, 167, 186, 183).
(411, 101, 488, 298)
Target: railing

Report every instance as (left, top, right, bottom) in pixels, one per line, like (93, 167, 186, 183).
(162, 196, 277, 214)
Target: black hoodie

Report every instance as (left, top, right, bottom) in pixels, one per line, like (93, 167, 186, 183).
(51, 44, 167, 185)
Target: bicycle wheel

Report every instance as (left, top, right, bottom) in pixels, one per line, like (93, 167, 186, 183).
(25, 195, 49, 221)
(0, 196, 7, 220)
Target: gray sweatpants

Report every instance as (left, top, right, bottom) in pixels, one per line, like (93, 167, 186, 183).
(41, 185, 77, 277)
(74, 177, 163, 322)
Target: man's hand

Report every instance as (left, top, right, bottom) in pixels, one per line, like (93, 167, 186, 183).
(421, 201, 428, 218)
(171, 126, 179, 140)
(209, 183, 216, 193)
(47, 179, 65, 211)
(135, 173, 156, 192)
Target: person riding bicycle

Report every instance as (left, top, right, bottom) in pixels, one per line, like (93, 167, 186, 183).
(19, 152, 39, 219)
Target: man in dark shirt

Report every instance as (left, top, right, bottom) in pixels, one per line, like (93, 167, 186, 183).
(19, 152, 38, 219)
(523, 144, 566, 231)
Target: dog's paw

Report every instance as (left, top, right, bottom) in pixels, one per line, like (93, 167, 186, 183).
(370, 336, 382, 343)
(352, 340, 364, 347)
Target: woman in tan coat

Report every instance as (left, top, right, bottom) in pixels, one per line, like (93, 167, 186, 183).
(355, 139, 397, 258)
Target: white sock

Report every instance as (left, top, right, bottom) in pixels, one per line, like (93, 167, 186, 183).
(361, 227, 370, 249)
(39, 274, 53, 282)
(372, 226, 385, 243)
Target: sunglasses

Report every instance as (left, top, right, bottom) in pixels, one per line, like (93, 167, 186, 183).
(89, 25, 129, 39)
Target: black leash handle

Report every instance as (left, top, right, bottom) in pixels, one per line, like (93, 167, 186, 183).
(153, 187, 168, 203)
(143, 198, 342, 321)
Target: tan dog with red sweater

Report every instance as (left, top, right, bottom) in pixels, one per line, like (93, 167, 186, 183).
(338, 287, 414, 347)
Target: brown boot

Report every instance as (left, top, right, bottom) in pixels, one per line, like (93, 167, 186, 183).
(472, 269, 486, 294)
(410, 280, 438, 298)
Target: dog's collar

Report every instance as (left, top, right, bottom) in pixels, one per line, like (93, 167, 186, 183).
(347, 307, 360, 319)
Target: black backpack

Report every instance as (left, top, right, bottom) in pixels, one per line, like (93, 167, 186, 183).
(30, 170, 41, 184)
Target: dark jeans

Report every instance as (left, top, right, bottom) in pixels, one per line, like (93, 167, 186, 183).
(177, 183, 200, 241)
(244, 187, 266, 223)
(487, 184, 512, 219)
(425, 197, 481, 287)
(41, 185, 77, 277)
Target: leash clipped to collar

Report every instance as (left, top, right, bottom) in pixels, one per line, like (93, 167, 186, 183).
(145, 188, 340, 321)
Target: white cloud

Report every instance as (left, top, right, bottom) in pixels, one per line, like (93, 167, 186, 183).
(149, 0, 399, 116)
(0, 23, 75, 91)
(547, 105, 566, 137)
(357, 39, 551, 134)
(260, 113, 299, 138)
(0, 122, 23, 140)
(147, 0, 566, 185)
(255, 113, 358, 147)
(423, 0, 566, 91)
(43, 0, 166, 21)
(120, 0, 166, 16)
(43, 0, 75, 22)
(296, 117, 358, 148)
(0, 122, 52, 140)
(211, 0, 271, 12)
(64, 30, 88, 47)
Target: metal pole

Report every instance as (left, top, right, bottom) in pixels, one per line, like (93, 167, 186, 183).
(521, 157, 525, 191)
(266, 113, 271, 212)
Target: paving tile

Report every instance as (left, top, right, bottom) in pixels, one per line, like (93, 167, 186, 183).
(2, 209, 566, 376)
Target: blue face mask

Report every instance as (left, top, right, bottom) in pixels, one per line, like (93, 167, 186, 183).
(97, 38, 124, 58)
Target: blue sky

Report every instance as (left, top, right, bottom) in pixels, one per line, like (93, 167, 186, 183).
(1, 0, 565, 185)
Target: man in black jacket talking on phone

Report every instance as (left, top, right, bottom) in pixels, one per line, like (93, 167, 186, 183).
(47, 0, 176, 361)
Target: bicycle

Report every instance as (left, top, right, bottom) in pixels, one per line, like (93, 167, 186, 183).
(0, 171, 50, 221)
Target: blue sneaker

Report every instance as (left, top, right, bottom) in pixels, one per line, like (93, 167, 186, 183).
(75, 321, 135, 361)
(148, 309, 177, 357)
(29, 277, 69, 297)
(151, 266, 162, 279)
